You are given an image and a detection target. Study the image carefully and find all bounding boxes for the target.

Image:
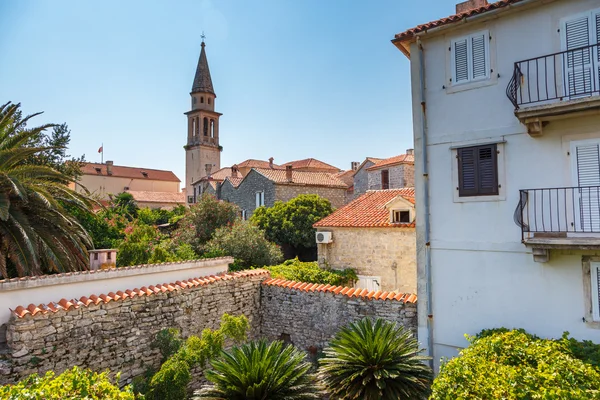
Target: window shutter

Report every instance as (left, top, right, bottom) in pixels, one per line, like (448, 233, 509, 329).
(471, 33, 488, 80)
(575, 143, 600, 231)
(478, 145, 498, 195)
(256, 192, 260, 208)
(458, 144, 498, 197)
(591, 262, 600, 321)
(458, 147, 478, 196)
(453, 38, 469, 84)
(564, 15, 593, 96)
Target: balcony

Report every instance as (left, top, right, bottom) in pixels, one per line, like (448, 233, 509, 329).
(517, 186, 600, 262)
(507, 43, 600, 136)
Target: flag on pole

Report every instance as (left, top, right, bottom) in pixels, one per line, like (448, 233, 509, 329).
(98, 146, 103, 153)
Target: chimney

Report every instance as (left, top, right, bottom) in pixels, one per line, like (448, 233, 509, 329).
(106, 160, 113, 175)
(231, 165, 239, 178)
(269, 157, 274, 169)
(286, 165, 293, 182)
(406, 149, 414, 155)
(351, 161, 360, 171)
(456, 0, 488, 14)
(205, 163, 212, 177)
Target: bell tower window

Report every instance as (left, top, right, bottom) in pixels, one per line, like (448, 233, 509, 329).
(201, 97, 204, 103)
(210, 120, 215, 138)
(208, 98, 211, 105)
(203, 117, 209, 136)
(192, 119, 196, 137)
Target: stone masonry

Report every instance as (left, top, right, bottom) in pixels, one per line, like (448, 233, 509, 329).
(275, 184, 347, 209)
(220, 170, 276, 217)
(368, 163, 414, 190)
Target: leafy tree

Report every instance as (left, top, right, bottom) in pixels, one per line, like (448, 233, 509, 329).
(198, 340, 321, 400)
(266, 258, 357, 286)
(251, 194, 333, 260)
(63, 203, 125, 249)
(0, 102, 93, 278)
(112, 192, 139, 220)
(172, 194, 239, 254)
(204, 220, 283, 269)
(318, 318, 432, 400)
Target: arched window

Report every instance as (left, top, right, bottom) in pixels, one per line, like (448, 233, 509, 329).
(201, 97, 204, 103)
(195, 117, 200, 136)
(192, 118, 196, 137)
(203, 117, 209, 136)
(210, 120, 215, 138)
(192, 97, 197, 104)
(208, 98, 211, 105)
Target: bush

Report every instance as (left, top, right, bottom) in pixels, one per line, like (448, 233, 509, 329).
(204, 221, 283, 269)
(0, 366, 135, 399)
(152, 328, 183, 363)
(431, 330, 600, 399)
(265, 258, 357, 286)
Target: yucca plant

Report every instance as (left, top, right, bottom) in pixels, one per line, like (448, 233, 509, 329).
(0, 102, 93, 278)
(197, 340, 321, 400)
(318, 318, 432, 400)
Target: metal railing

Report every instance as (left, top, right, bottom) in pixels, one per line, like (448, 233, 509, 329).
(517, 186, 600, 241)
(507, 43, 600, 109)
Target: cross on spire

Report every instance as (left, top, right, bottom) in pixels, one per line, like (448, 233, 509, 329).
(201, 32, 206, 44)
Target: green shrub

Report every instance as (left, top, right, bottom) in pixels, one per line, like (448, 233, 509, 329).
(431, 330, 600, 399)
(204, 220, 283, 269)
(265, 258, 357, 286)
(152, 328, 183, 363)
(0, 366, 135, 399)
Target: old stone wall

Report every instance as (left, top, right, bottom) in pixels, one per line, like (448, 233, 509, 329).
(316, 227, 416, 293)
(351, 160, 376, 199)
(275, 185, 347, 209)
(260, 282, 417, 352)
(368, 164, 414, 190)
(220, 170, 275, 217)
(0, 270, 267, 386)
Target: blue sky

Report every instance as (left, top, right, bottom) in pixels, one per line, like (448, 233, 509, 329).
(1, 0, 455, 182)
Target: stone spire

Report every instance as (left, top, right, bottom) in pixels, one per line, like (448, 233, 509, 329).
(191, 39, 215, 95)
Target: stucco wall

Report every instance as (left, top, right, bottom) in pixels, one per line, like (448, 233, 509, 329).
(316, 227, 416, 293)
(275, 185, 347, 209)
(75, 176, 179, 200)
(220, 170, 276, 217)
(368, 164, 414, 190)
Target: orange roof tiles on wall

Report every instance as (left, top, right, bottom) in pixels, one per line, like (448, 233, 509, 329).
(253, 168, 349, 188)
(262, 278, 417, 303)
(81, 163, 181, 182)
(366, 154, 414, 171)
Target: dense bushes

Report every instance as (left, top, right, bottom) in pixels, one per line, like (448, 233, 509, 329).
(431, 330, 600, 399)
(265, 258, 357, 286)
(0, 366, 135, 399)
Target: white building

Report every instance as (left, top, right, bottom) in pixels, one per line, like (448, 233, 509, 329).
(394, 0, 600, 370)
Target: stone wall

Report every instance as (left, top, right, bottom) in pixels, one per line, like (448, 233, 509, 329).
(316, 227, 416, 293)
(0, 270, 268, 386)
(260, 281, 417, 352)
(368, 164, 414, 190)
(220, 170, 275, 217)
(275, 184, 347, 209)
(353, 160, 377, 199)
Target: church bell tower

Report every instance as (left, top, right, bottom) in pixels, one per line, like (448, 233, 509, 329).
(185, 37, 222, 202)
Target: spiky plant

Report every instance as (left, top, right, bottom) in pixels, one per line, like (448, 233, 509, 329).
(318, 318, 432, 400)
(0, 102, 93, 278)
(197, 340, 321, 400)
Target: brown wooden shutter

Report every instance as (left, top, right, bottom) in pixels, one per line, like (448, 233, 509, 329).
(458, 144, 498, 196)
(381, 170, 390, 189)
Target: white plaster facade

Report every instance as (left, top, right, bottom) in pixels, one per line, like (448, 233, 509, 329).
(397, 0, 600, 371)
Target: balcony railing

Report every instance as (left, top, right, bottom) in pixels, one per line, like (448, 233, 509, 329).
(516, 186, 600, 241)
(507, 43, 600, 109)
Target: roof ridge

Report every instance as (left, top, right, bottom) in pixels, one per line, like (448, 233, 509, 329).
(83, 162, 178, 174)
(262, 278, 416, 303)
(10, 269, 270, 319)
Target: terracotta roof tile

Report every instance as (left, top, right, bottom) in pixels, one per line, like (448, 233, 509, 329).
(81, 163, 180, 182)
(262, 278, 416, 303)
(127, 191, 186, 205)
(314, 189, 415, 228)
(281, 158, 341, 172)
(335, 170, 355, 187)
(10, 269, 270, 319)
(253, 168, 348, 188)
(366, 154, 414, 171)
(237, 159, 282, 169)
(224, 176, 244, 188)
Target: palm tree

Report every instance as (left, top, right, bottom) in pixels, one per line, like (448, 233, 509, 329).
(0, 102, 93, 278)
(318, 318, 432, 400)
(197, 340, 321, 400)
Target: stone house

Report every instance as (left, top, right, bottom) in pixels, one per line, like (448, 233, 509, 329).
(281, 158, 341, 173)
(366, 151, 415, 191)
(314, 188, 416, 294)
(352, 157, 383, 198)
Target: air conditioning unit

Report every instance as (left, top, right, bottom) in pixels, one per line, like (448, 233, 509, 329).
(316, 231, 333, 244)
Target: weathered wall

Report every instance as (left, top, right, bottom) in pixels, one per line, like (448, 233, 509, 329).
(220, 170, 276, 217)
(353, 160, 377, 199)
(260, 280, 417, 352)
(74, 176, 179, 200)
(316, 227, 416, 293)
(275, 184, 347, 209)
(0, 270, 267, 386)
(368, 164, 414, 190)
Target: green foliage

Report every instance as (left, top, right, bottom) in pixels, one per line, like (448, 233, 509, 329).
(152, 328, 183, 363)
(251, 194, 334, 253)
(198, 340, 321, 400)
(559, 331, 600, 370)
(0, 102, 94, 278)
(112, 192, 139, 220)
(431, 330, 600, 399)
(65, 203, 125, 249)
(204, 220, 283, 269)
(265, 258, 357, 286)
(172, 194, 239, 254)
(145, 314, 249, 400)
(318, 318, 432, 400)
(137, 206, 186, 226)
(0, 366, 135, 399)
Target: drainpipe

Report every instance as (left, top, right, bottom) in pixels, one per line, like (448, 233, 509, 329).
(417, 37, 434, 368)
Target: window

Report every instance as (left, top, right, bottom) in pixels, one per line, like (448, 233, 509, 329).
(210, 120, 215, 138)
(208, 98, 211, 105)
(255, 191, 265, 208)
(457, 144, 498, 197)
(240, 210, 247, 220)
(193, 97, 197, 104)
(393, 210, 411, 223)
(381, 170, 390, 190)
(592, 262, 600, 322)
(451, 31, 490, 85)
(107, 252, 112, 261)
(203, 117, 208, 136)
(201, 97, 204, 103)
(94, 253, 98, 261)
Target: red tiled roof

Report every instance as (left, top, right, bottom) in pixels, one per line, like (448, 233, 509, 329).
(207, 167, 235, 181)
(314, 189, 415, 228)
(127, 191, 186, 204)
(262, 278, 417, 303)
(366, 154, 414, 171)
(253, 168, 349, 188)
(224, 176, 244, 188)
(237, 159, 282, 169)
(281, 158, 340, 172)
(10, 269, 270, 319)
(82, 163, 180, 182)
(335, 170, 355, 187)
(393, 0, 526, 56)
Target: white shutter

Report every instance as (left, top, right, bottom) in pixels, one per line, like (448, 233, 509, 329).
(255, 192, 260, 208)
(563, 14, 593, 97)
(591, 262, 600, 321)
(471, 33, 488, 80)
(574, 141, 600, 231)
(453, 38, 470, 84)
(595, 11, 600, 91)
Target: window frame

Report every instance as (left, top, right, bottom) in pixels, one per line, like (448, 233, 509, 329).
(381, 169, 390, 190)
(582, 257, 600, 328)
(255, 191, 265, 208)
(457, 144, 499, 197)
(450, 30, 491, 87)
